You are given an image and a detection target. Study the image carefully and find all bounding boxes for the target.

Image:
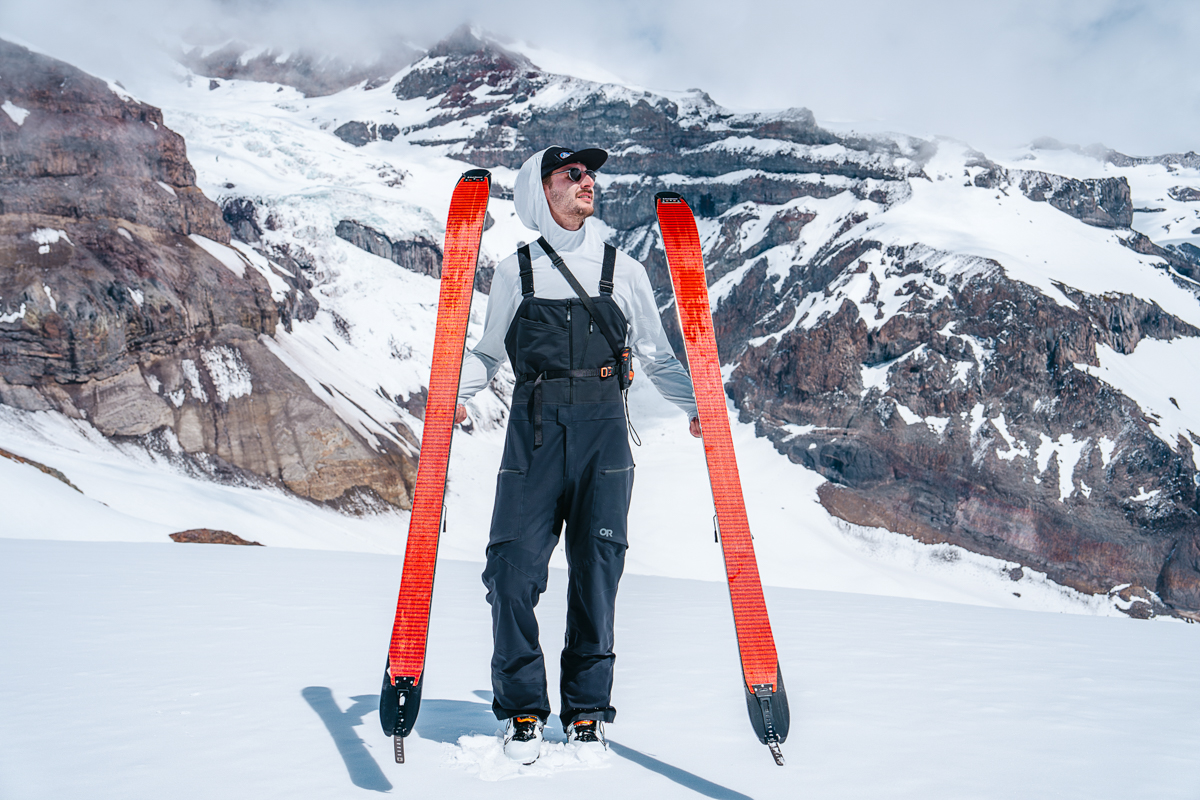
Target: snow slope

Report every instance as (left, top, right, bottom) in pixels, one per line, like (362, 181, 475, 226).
(2, 537, 1197, 799)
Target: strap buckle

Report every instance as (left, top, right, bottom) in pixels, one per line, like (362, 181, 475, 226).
(599, 365, 614, 379)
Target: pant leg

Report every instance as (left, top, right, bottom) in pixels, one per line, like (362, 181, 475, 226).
(482, 411, 565, 721)
(559, 413, 634, 729)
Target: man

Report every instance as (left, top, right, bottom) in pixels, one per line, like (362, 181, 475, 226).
(455, 145, 700, 764)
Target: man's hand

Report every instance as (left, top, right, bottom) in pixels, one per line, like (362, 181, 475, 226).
(455, 403, 468, 425)
(689, 416, 702, 438)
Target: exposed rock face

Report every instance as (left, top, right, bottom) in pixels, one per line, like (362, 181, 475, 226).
(0, 44, 227, 242)
(333, 121, 400, 147)
(726, 261, 1198, 605)
(334, 219, 492, 292)
(170, 528, 263, 545)
(970, 162, 1132, 228)
(0, 39, 416, 512)
(0, 445, 81, 492)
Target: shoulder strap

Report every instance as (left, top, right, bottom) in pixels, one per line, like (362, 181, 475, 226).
(600, 244, 616, 295)
(517, 244, 534, 297)
(536, 237, 625, 360)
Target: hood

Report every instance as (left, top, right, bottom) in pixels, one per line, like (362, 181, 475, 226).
(514, 147, 598, 254)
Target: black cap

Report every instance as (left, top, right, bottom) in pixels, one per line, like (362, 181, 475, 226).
(541, 146, 608, 178)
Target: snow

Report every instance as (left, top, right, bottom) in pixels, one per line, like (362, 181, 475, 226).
(1035, 433, 1089, 502)
(0, 302, 27, 323)
(106, 80, 135, 102)
(992, 414, 1030, 462)
(2, 537, 1198, 799)
(2, 99, 29, 125)
(1077, 341, 1200, 467)
(31, 227, 71, 255)
(155, 179, 177, 197)
(180, 358, 208, 403)
(199, 345, 253, 402)
(188, 233, 246, 278)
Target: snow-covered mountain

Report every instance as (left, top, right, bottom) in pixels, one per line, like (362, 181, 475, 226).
(4, 24, 1200, 800)
(5, 27, 1200, 621)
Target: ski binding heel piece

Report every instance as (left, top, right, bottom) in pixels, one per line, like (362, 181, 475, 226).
(751, 683, 787, 766)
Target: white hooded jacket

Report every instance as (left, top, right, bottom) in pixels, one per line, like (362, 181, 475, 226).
(457, 147, 698, 420)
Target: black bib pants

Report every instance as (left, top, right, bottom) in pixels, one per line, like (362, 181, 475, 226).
(482, 248, 633, 730)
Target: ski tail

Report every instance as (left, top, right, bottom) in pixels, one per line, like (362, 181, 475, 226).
(746, 665, 789, 764)
(381, 168, 490, 755)
(379, 660, 425, 739)
(655, 191, 789, 765)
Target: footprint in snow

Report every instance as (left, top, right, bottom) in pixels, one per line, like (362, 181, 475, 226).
(444, 732, 611, 780)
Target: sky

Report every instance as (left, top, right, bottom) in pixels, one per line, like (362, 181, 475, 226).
(3, 0, 1199, 157)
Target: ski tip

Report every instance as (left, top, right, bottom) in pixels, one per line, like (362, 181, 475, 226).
(461, 168, 491, 181)
(655, 191, 685, 203)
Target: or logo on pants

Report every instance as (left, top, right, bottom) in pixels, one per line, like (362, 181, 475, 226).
(598, 528, 614, 538)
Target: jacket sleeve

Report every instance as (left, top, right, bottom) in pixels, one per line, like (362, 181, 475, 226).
(623, 255, 699, 420)
(458, 254, 521, 403)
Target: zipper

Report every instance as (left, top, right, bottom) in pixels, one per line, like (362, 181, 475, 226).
(599, 465, 635, 475)
(498, 467, 525, 475)
(567, 303, 574, 402)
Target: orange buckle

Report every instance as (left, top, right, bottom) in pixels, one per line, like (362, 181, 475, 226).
(599, 366, 613, 378)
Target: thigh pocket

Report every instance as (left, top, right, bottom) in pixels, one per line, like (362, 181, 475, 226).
(590, 465, 635, 547)
(488, 468, 526, 545)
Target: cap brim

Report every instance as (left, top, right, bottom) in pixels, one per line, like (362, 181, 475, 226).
(569, 148, 608, 172)
(541, 146, 609, 176)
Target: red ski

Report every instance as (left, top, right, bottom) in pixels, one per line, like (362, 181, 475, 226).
(655, 191, 789, 765)
(381, 168, 490, 763)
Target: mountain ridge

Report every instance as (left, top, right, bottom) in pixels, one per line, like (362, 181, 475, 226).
(4, 27, 1200, 618)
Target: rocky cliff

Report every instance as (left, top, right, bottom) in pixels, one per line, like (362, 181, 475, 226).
(0, 39, 416, 510)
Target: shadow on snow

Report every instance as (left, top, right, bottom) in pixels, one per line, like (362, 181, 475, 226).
(301, 687, 392, 792)
(303, 687, 753, 799)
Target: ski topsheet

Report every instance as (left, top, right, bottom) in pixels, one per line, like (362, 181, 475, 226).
(381, 168, 490, 762)
(655, 191, 790, 765)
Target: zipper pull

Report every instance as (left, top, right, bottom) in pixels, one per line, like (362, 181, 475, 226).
(567, 306, 572, 323)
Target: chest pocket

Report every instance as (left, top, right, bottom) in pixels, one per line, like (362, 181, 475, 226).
(512, 315, 567, 378)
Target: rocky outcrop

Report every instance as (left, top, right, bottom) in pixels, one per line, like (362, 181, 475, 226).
(335, 219, 492, 292)
(0, 39, 416, 512)
(170, 528, 263, 545)
(721, 240, 1200, 616)
(0, 43, 227, 241)
(333, 121, 400, 147)
(971, 163, 1132, 228)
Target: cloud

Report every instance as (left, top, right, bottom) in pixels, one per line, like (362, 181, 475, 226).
(3, 0, 1199, 156)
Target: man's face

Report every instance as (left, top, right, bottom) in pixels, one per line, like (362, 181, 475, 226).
(543, 162, 596, 231)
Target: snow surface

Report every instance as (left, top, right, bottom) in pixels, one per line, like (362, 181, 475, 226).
(2, 538, 1198, 799)
(2, 98, 29, 125)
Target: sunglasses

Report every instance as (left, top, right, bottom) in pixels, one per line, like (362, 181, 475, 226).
(552, 167, 597, 183)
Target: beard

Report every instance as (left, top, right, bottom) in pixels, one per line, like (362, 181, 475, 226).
(547, 182, 595, 225)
